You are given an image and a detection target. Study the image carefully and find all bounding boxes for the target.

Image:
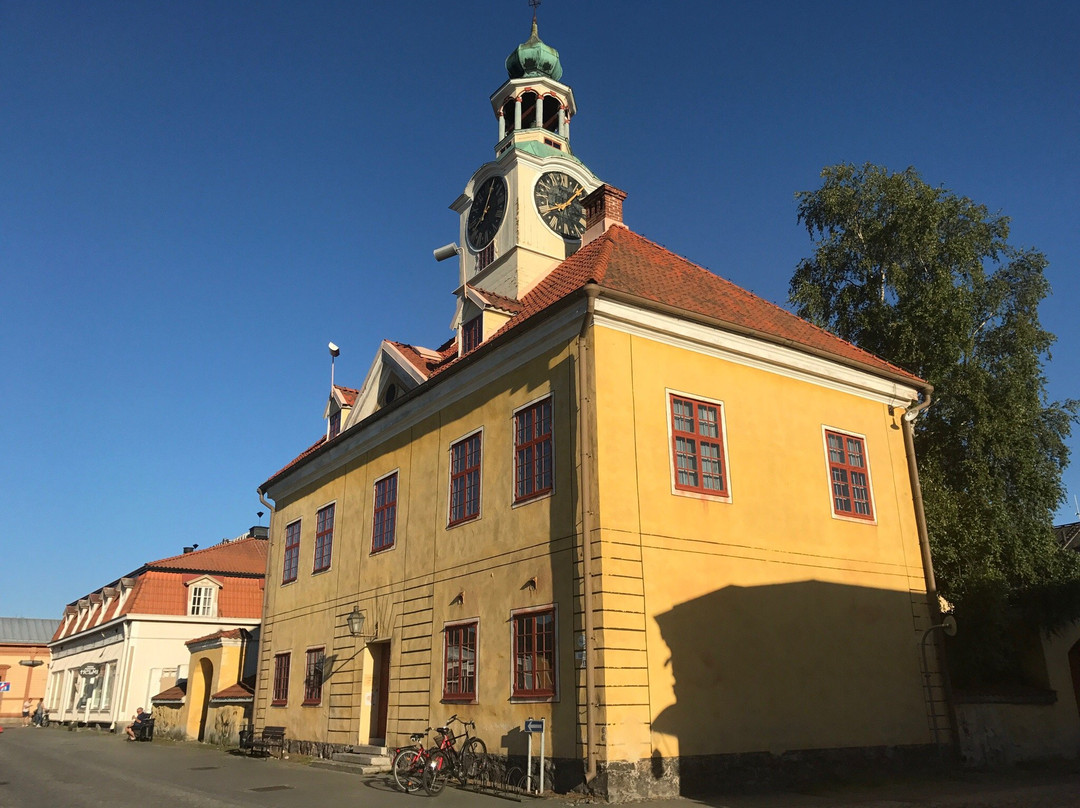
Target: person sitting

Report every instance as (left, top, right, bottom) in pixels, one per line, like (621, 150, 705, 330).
(125, 707, 151, 740)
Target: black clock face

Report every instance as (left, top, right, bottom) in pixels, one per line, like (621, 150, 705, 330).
(466, 175, 507, 250)
(534, 171, 586, 239)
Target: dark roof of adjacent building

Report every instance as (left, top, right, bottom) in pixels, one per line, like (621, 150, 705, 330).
(0, 617, 59, 644)
(1055, 521, 1080, 550)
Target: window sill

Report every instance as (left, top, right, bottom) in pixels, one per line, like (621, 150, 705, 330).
(301, 700, 322, 707)
(270, 701, 287, 707)
(370, 544, 396, 556)
(512, 490, 553, 509)
(441, 696, 477, 704)
(311, 566, 331, 576)
(447, 515, 480, 530)
(510, 693, 557, 703)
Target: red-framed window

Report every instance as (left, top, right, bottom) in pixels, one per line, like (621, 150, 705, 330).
(825, 430, 874, 520)
(372, 473, 398, 553)
(443, 622, 478, 701)
(462, 316, 482, 353)
(313, 503, 335, 572)
(272, 653, 290, 705)
(449, 433, 482, 526)
(282, 520, 301, 584)
(514, 397, 553, 503)
(329, 410, 341, 439)
(512, 607, 556, 699)
(303, 647, 325, 704)
(669, 394, 729, 497)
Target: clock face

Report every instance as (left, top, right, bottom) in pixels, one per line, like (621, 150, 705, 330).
(534, 171, 587, 239)
(466, 175, 507, 250)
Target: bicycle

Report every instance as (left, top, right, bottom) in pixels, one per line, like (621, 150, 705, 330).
(422, 715, 487, 796)
(391, 726, 432, 793)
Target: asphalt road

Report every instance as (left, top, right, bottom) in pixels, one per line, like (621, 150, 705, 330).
(3, 726, 1080, 808)
(0, 725, 516, 808)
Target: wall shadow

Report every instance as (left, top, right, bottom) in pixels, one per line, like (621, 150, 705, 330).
(651, 579, 934, 796)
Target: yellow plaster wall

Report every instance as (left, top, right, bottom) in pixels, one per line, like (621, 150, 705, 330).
(258, 341, 586, 756)
(591, 326, 935, 761)
(0, 645, 50, 719)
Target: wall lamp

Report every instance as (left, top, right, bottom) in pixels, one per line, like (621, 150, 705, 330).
(347, 606, 378, 641)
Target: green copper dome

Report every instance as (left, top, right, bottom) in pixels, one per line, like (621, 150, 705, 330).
(505, 19, 563, 81)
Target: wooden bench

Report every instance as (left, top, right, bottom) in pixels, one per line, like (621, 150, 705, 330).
(248, 725, 286, 758)
(132, 718, 155, 742)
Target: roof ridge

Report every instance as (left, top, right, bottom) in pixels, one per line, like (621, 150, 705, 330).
(146, 534, 261, 569)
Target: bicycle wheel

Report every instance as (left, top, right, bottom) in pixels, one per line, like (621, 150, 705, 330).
(459, 737, 487, 783)
(423, 750, 450, 796)
(392, 748, 425, 793)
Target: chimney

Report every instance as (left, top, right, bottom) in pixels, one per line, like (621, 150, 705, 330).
(249, 525, 269, 539)
(582, 184, 628, 246)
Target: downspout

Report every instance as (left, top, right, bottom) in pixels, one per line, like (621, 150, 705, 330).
(901, 390, 959, 756)
(576, 285, 600, 784)
(256, 488, 275, 731)
(113, 621, 134, 731)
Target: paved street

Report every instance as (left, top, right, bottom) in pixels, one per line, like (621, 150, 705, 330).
(2, 725, 1080, 808)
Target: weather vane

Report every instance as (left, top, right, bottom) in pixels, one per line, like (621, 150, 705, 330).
(529, 0, 541, 16)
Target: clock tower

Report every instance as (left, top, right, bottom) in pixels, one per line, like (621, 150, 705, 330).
(449, 17, 602, 308)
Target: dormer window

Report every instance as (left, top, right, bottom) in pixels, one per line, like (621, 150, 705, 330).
(329, 410, 341, 439)
(462, 316, 482, 354)
(186, 576, 221, 617)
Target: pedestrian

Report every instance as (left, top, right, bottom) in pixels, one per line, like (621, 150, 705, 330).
(22, 698, 31, 727)
(32, 700, 44, 727)
(125, 707, 151, 740)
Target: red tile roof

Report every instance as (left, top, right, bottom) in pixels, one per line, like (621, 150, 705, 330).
(149, 536, 268, 576)
(471, 287, 524, 314)
(151, 684, 186, 703)
(186, 628, 246, 646)
(210, 680, 254, 702)
(263, 225, 924, 490)
(334, 385, 360, 407)
(471, 226, 923, 385)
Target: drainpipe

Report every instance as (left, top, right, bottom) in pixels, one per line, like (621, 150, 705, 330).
(113, 622, 134, 731)
(901, 390, 959, 755)
(576, 285, 599, 784)
(255, 488, 275, 731)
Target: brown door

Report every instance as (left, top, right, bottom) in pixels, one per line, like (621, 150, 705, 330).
(369, 643, 391, 743)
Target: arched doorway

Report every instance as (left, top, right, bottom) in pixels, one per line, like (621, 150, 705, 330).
(185, 657, 214, 741)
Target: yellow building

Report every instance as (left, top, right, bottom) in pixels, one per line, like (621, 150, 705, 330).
(255, 21, 947, 800)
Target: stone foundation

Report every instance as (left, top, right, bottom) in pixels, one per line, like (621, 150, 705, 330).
(593, 744, 944, 802)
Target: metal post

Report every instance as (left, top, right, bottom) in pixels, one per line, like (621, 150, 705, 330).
(539, 721, 546, 794)
(526, 723, 533, 793)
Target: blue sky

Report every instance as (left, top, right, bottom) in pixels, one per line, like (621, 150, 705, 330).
(3, 1, 1078, 619)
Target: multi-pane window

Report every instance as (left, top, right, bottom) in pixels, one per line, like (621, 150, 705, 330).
(189, 584, 215, 616)
(670, 394, 729, 497)
(462, 316, 482, 353)
(372, 473, 398, 553)
(313, 503, 335, 572)
(329, 410, 341, 439)
(514, 397, 553, 503)
(272, 653, 290, 705)
(443, 622, 478, 701)
(449, 433, 482, 526)
(512, 608, 556, 698)
(283, 520, 301, 583)
(303, 648, 325, 704)
(825, 429, 874, 520)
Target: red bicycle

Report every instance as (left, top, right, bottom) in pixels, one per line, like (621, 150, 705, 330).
(422, 716, 487, 796)
(391, 726, 433, 793)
